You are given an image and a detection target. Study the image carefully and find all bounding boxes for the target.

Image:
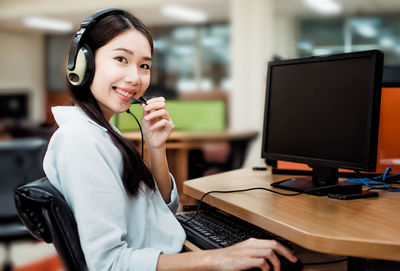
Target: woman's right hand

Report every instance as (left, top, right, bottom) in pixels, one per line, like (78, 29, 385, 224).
(211, 238, 298, 271)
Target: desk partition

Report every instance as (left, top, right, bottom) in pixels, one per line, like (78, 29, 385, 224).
(114, 100, 226, 132)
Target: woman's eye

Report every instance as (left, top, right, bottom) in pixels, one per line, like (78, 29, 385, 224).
(140, 64, 150, 70)
(115, 56, 127, 63)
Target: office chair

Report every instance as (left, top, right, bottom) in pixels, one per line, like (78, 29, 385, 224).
(189, 137, 257, 179)
(14, 177, 88, 271)
(0, 138, 46, 271)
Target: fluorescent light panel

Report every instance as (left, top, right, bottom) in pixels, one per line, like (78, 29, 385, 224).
(161, 5, 207, 23)
(350, 18, 380, 38)
(23, 16, 73, 32)
(357, 24, 377, 38)
(379, 37, 394, 48)
(304, 0, 342, 15)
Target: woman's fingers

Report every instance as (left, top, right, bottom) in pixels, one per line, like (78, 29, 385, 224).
(143, 107, 173, 132)
(147, 96, 165, 103)
(221, 238, 298, 271)
(267, 240, 298, 263)
(144, 109, 170, 122)
(141, 98, 173, 131)
(144, 102, 166, 111)
(149, 119, 172, 131)
(215, 238, 297, 271)
(245, 239, 297, 263)
(142, 97, 166, 111)
(251, 258, 270, 271)
(141, 97, 171, 124)
(265, 249, 280, 271)
(138, 97, 174, 148)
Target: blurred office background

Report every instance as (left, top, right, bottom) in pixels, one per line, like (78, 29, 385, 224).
(1, 0, 400, 269)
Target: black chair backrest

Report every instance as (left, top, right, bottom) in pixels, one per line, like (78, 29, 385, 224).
(14, 177, 88, 271)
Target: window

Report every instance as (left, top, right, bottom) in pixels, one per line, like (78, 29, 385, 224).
(297, 15, 400, 64)
(148, 24, 230, 96)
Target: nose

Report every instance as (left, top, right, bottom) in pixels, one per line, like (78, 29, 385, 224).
(125, 65, 140, 85)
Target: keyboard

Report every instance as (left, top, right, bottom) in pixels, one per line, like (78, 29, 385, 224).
(176, 210, 292, 250)
(176, 210, 303, 270)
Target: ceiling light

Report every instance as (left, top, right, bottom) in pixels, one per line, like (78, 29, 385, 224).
(357, 25, 377, 38)
(23, 16, 73, 32)
(304, 0, 342, 15)
(161, 5, 207, 23)
(379, 37, 394, 48)
(350, 18, 380, 38)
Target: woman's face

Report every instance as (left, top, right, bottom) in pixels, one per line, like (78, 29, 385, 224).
(90, 29, 152, 120)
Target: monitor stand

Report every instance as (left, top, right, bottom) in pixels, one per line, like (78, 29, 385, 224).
(271, 166, 361, 196)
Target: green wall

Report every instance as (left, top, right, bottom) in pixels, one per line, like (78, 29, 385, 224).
(112, 100, 226, 132)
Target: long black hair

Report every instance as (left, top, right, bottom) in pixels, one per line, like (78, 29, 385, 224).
(67, 11, 155, 196)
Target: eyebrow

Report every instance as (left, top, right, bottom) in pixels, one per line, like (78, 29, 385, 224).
(113, 48, 152, 61)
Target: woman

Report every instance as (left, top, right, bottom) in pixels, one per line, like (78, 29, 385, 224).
(43, 8, 297, 271)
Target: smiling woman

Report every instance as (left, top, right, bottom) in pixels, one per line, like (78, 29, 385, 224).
(63, 9, 156, 198)
(42, 8, 298, 271)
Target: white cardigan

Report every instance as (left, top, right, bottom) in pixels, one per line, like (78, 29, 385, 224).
(43, 106, 186, 271)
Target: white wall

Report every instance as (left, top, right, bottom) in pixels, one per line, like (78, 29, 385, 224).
(230, 0, 275, 167)
(275, 16, 298, 60)
(0, 30, 45, 123)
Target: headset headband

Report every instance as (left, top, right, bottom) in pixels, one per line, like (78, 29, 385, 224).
(67, 8, 128, 71)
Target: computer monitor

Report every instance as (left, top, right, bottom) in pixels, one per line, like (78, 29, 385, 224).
(0, 138, 46, 219)
(261, 50, 384, 194)
(0, 93, 29, 122)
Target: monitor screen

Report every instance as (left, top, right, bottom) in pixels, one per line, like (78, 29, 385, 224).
(0, 93, 29, 121)
(261, 50, 383, 193)
(0, 139, 46, 219)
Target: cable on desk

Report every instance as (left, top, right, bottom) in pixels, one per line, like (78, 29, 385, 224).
(184, 184, 341, 224)
(302, 257, 348, 266)
(345, 167, 400, 192)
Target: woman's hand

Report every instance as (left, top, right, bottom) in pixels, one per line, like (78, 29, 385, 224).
(211, 238, 297, 271)
(158, 238, 298, 271)
(141, 97, 174, 149)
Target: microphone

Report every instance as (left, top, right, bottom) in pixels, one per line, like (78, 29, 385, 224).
(130, 96, 147, 105)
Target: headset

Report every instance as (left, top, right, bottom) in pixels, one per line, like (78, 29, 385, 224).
(66, 8, 130, 88)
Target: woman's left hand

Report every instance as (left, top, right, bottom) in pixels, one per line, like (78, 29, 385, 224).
(141, 97, 174, 149)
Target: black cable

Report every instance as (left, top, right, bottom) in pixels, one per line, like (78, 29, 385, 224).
(126, 108, 144, 159)
(184, 184, 340, 224)
(303, 257, 348, 266)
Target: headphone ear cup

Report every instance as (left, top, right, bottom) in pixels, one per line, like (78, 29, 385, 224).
(66, 44, 94, 87)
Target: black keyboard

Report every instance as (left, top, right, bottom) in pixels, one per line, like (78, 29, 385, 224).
(176, 210, 292, 250)
(176, 210, 304, 270)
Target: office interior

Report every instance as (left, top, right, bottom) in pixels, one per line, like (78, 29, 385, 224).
(1, 0, 400, 270)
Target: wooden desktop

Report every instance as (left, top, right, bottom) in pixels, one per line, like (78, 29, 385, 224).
(183, 167, 400, 262)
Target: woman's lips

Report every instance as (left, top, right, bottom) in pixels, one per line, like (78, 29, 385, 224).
(112, 86, 136, 101)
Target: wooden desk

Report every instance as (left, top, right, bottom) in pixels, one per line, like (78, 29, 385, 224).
(123, 130, 257, 205)
(183, 167, 400, 261)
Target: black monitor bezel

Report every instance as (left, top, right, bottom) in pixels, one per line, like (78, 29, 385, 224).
(261, 50, 384, 173)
